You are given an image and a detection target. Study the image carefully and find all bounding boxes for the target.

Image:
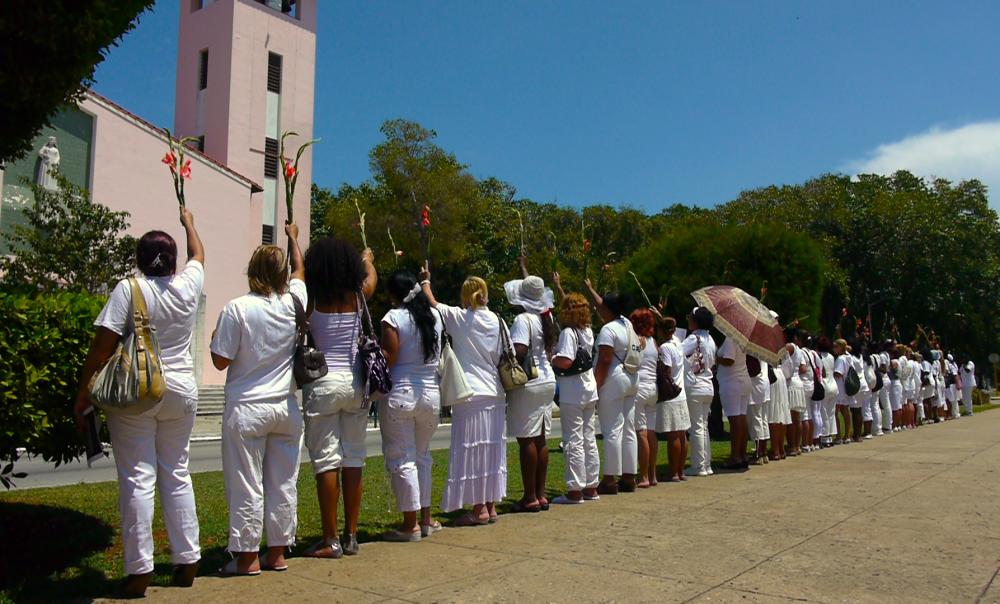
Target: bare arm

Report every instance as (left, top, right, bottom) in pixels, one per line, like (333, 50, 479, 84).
(514, 343, 529, 363)
(419, 261, 439, 307)
(584, 278, 614, 323)
(551, 271, 567, 302)
(518, 254, 529, 279)
(286, 223, 305, 282)
(381, 322, 400, 368)
(180, 207, 205, 265)
(73, 327, 120, 430)
(361, 248, 378, 299)
(594, 345, 613, 390)
(551, 355, 573, 370)
(718, 357, 735, 367)
(211, 352, 232, 371)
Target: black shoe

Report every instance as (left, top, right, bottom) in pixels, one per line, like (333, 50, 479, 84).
(121, 572, 154, 599)
(172, 563, 199, 587)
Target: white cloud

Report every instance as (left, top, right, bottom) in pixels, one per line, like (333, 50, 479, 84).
(845, 121, 1000, 205)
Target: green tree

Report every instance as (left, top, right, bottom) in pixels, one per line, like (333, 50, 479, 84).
(0, 0, 155, 162)
(0, 177, 136, 293)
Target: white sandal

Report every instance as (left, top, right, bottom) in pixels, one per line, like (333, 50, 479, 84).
(219, 558, 261, 577)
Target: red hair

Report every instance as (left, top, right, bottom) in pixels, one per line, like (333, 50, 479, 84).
(629, 308, 655, 337)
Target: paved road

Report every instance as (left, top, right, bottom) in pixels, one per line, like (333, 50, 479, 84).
(12, 421, 563, 490)
(109, 410, 1000, 603)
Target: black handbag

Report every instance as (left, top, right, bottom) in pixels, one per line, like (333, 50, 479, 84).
(807, 352, 825, 401)
(519, 320, 539, 380)
(768, 364, 777, 384)
(291, 296, 328, 388)
(553, 329, 594, 377)
(656, 359, 682, 401)
(356, 292, 392, 403)
(845, 365, 861, 396)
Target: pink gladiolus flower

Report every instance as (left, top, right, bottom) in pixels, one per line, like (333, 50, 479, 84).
(180, 159, 192, 180)
(284, 160, 296, 179)
(420, 205, 431, 228)
(583, 239, 591, 253)
(162, 152, 175, 166)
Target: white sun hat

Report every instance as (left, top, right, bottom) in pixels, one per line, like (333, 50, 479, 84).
(504, 276, 554, 314)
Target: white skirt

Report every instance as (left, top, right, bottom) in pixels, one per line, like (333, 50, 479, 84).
(787, 386, 808, 413)
(768, 376, 792, 425)
(656, 396, 691, 433)
(441, 396, 507, 512)
(506, 381, 555, 438)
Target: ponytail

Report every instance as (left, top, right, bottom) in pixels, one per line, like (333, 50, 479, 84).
(387, 270, 439, 363)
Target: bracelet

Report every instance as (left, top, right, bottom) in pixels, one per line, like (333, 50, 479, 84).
(420, 280, 430, 286)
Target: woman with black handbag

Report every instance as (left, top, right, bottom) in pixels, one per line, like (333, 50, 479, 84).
(504, 261, 558, 513)
(299, 237, 377, 559)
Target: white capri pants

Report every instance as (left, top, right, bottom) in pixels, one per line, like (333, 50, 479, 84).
(862, 392, 876, 422)
(303, 371, 369, 474)
(719, 380, 751, 418)
(809, 397, 824, 440)
(597, 372, 639, 477)
(380, 382, 440, 512)
(889, 381, 903, 412)
(560, 399, 600, 491)
(222, 395, 304, 553)
(507, 380, 555, 438)
(748, 402, 770, 442)
(633, 389, 659, 432)
(879, 387, 892, 431)
(107, 390, 201, 575)
(822, 389, 838, 437)
(687, 393, 714, 474)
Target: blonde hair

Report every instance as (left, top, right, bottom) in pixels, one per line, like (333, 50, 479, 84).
(247, 245, 288, 296)
(559, 293, 592, 329)
(833, 338, 848, 353)
(460, 276, 489, 309)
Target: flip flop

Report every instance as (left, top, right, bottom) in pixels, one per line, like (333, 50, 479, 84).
(219, 558, 261, 577)
(510, 501, 541, 513)
(453, 512, 489, 527)
(260, 562, 288, 572)
(420, 521, 443, 537)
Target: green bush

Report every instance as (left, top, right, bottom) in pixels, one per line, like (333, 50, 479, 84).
(0, 290, 105, 476)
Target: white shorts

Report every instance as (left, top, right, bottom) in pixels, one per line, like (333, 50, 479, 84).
(303, 371, 368, 474)
(507, 381, 555, 438)
(633, 389, 659, 432)
(655, 396, 691, 433)
(719, 381, 751, 418)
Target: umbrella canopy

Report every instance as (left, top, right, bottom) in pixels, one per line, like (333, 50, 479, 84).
(691, 285, 787, 366)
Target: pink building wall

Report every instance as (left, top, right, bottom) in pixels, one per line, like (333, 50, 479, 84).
(83, 92, 262, 386)
(176, 0, 316, 240)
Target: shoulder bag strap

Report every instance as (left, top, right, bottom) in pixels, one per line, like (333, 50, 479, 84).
(291, 293, 308, 345)
(356, 291, 377, 338)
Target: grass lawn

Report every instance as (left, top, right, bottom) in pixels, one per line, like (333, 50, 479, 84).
(2, 404, 996, 602)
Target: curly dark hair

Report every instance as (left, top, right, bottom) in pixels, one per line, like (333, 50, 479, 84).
(304, 237, 366, 306)
(386, 270, 439, 363)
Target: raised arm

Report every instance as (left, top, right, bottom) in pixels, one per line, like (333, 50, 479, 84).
(518, 254, 529, 279)
(361, 247, 378, 299)
(584, 278, 614, 323)
(180, 207, 205, 265)
(286, 223, 304, 282)
(419, 261, 439, 307)
(552, 271, 566, 302)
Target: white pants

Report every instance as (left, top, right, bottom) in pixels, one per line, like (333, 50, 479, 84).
(380, 383, 440, 512)
(107, 390, 200, 575)
(879, 388, 892, 431)
(687, 393, 713, 474)
(870, 392, 882, 432)
(222, 395, 304, 552)
(597, 374, 638, 476)
(303, 371, 368, 474)
(560, 399, 600, 491)
(963, 386, 974, 414)
(822, 391, 838, 437)
(916, 398, 926, 421)
(810, 399, 825, 439)
(748, 403, 770, 441)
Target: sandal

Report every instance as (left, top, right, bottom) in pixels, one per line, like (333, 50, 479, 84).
(121, 572, 154, 598)
(453, 511, 489, 527)
(383, 529, 421, 542)
(510, 500, 541, 513)
(420, 521, 443, 537)
(219, 558, 261, 577)
(302, 538, 343, 559)
(260, 561, 289, 572)
(172, 563, 198, 587)
(719, 460, 744, 471)
(538, 497, 550, 511)
(597, 483, 619, 496)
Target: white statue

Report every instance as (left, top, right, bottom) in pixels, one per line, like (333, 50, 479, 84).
(36, 136, 60, 191)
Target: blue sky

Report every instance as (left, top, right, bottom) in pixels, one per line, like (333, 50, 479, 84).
(93, 1, 1000, 211)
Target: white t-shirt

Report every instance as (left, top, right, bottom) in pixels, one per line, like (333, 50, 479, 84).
(962, 361, 977, 389)
(382, 307, 443, 387)
(554, 327, 598, 406)
(716, 337, 750, 389)
(820, 352, 838, 395)
(853, 355, 870, 394)
(210, 279, 307, 403)
(783, 344, 805, 390)
(510, 312, 555, 385)
(435, 304, 503, 400)
(834, 353, 850, 401)
(595, 316, 636, 378)
(94, 260, 205, 399)
(636, 336, 659, 400)
(658, 338, 685, 402)
(681, 330, 716, 397)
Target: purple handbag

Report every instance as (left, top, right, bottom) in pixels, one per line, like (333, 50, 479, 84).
(355, 292, 392, 404)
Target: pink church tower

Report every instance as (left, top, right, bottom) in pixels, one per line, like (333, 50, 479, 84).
(174, 0, 316, 244)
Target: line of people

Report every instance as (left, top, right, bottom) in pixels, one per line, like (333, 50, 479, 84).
(73, 213, 980, 598)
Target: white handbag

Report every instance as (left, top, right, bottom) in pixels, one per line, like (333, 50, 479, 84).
(436, 311, 473, 406)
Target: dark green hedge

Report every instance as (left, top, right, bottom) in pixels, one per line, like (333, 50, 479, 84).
(0, 290, 105, 469)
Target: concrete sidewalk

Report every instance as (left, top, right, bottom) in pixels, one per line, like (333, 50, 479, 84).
(122, 412, 1000, 603)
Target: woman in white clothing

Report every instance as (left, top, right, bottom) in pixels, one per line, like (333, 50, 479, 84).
(767, 360, 790, 460)
(588, 283, 641, 494)
(832, 339, 855, 443)
(747, 355, 771, 465)
(960, 357, 976, 415)
(683, 308, 717, 476)
(816, 337, 839, 446)
(210, 223, 305, 576)
(550, 293, 601, 504)
(782, 329, 808, 456)
(717, 336, 751, 469)
(380, 271, 444, 541)
(300, 237, 377, 558)
(420, 267, 507, 525)
(630, 308, 660, 488)
(75, 208, 205, 597)
(505, 260, 558, 512)
(849, 339, 870, 441)
(657, 316, 691, 481)
(889, 345, 905, 430)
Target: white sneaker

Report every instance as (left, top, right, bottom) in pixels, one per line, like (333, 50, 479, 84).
(552, 494, 584, 505)
(864, 434, 873, 440)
